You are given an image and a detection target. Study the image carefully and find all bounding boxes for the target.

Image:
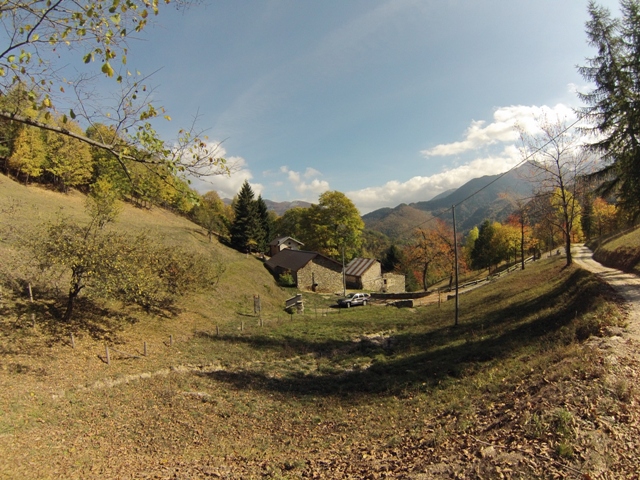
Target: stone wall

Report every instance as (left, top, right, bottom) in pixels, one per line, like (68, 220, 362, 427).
(382, 273, 405, 293)
(297, 257, 343, 293)
(360, 262, 383, 291)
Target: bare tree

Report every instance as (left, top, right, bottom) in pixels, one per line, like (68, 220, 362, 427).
(518, 115, 596, 266)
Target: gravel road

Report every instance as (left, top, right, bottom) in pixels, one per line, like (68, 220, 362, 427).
(572, 243, 640, 343)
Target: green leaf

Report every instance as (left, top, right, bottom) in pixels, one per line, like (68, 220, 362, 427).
(101, 62, 114, 77)
(69, 109, 76, 120)
(83, 53, 92, 64)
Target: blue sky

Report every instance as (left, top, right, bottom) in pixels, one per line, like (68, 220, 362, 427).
(122, 0, 619, 213)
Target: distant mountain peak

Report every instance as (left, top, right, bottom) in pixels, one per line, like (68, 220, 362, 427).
(363, 165, 534, 240)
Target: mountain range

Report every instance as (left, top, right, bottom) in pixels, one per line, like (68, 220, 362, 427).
(226, 165, 534, 242)
(362, 164, 535, 241)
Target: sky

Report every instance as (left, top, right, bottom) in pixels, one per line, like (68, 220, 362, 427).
(116, 0, 620, 214)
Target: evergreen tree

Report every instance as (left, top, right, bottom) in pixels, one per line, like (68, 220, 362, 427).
(230, 180, 260, 252)
(255, 195, 272, 253)
(578, 0, 640, 220)
(381, 244, 404, 273)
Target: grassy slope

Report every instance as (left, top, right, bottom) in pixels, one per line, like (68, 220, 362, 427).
(1, 174, 639, 478)
(588, 224, 640, 275)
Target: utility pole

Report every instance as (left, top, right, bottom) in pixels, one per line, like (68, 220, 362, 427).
(341, 242, 346, 297)
(335, 223, 347, 296)
(452, 205, 459, 326)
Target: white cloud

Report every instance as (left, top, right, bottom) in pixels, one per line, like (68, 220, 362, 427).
(304, 167, 322, 178)
(188, 144, 263, 199)
(350, 146, 522, 214)
(280, 166, 330, 199)
(421, 104, 577, 157)
(352, 103, 584, 213)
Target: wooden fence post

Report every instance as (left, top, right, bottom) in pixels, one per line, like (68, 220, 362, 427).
(143, 341, 148, 356)
(70, 333, 75, 349)
(105, 345, 111, 365)
(28, 283, 33, 302)
(169, 335, 173, 347)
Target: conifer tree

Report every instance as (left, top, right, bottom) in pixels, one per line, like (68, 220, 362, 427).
(255, 195, 272, 253)
(579, 0, 640, 219)
(230, 180, 260, 252)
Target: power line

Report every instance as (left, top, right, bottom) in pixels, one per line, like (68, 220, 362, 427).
(391, 117, 583, 238)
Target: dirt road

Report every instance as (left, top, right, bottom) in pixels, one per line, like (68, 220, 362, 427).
(573, 243, 640, 344)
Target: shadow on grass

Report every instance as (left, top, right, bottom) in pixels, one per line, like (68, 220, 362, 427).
(3, 294, 141, 344)
(197, 267, 607, 398)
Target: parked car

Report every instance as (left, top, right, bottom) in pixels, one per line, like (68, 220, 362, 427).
(337, 292, 371, 308)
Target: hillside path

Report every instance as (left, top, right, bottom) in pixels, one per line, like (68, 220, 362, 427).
(572, 243, 640, 343)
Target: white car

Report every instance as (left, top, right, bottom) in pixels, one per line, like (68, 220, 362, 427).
(337, 292, 371, 308)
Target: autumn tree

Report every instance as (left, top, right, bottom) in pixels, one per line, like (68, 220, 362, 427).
(85, 177, 122, 229)
(44, 115, 93, 192)
(34, 216, 224, 322)
(303, 191, 364, 260)
(462, 226, 479, 267)
(274, 207, 308, 242)
(592, 197, 618, 236)
(192, 190, 228, 242)
(407, 219, 455, 291)
(8, 123, 46, 184)
(4, 89, 46, 183)
(529, 193, 565, 254)
(551, 187, 584, 243)
(578, 0, 640, 220)
(0, 1, 229, 187)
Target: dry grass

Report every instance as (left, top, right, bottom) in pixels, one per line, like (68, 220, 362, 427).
(1, 173, 639, 479)
(588, 224, 640, 275)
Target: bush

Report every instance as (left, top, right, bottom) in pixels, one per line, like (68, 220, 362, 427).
(278, 272, 295, 287)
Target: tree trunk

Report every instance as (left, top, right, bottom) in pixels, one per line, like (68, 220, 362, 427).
(422, 262, 430, 291)
(64, 278, 84, 322)
(64, 290, 77, 322)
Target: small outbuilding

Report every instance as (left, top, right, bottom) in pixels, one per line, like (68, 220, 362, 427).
(268, 236, 304, 257)
(345, 257, 406, 293)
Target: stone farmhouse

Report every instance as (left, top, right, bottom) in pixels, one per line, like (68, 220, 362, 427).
(265, 249, 343, 293)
